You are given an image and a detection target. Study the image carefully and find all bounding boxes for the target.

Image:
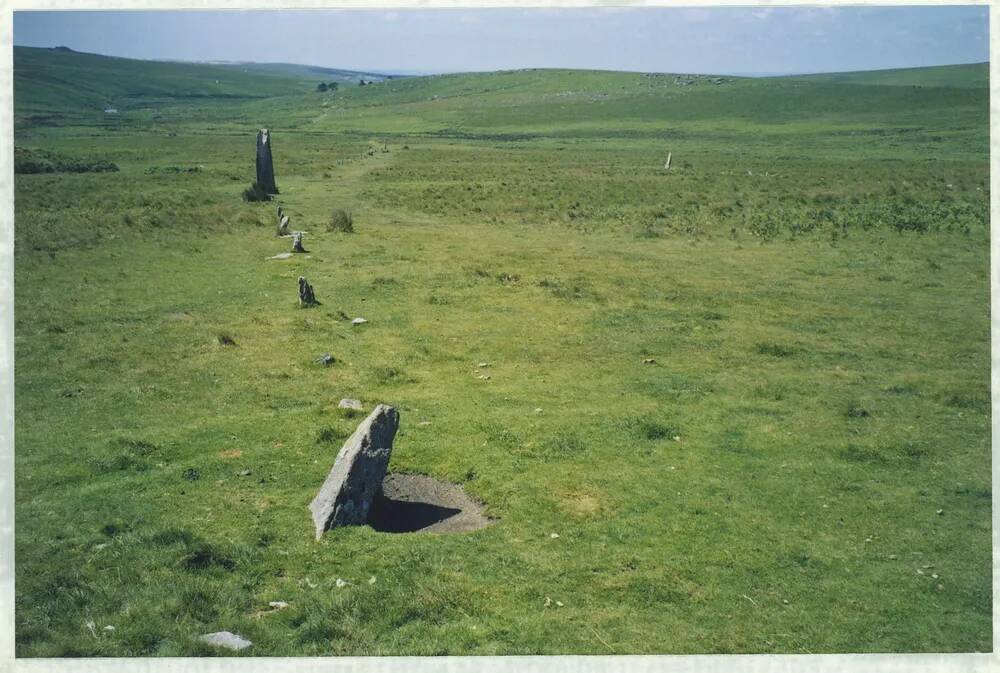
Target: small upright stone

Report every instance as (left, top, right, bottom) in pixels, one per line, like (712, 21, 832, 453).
(256, 128, 278, 194)
(278, 215, 290, 236)
(292, 231, 305, 253)
(298, 276, 318, 306)
(309, 404, 399, 539)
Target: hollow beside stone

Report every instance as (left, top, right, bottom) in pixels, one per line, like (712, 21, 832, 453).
(256, 128, 278, 194)
(309, 404, 400, 539)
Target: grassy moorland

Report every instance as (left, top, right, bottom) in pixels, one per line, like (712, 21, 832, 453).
(13, 47, 991, 656)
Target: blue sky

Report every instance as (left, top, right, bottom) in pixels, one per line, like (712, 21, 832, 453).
(13, 6, 990, 76)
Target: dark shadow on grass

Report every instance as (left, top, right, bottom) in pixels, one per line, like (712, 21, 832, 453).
(368, 493, 461, 533)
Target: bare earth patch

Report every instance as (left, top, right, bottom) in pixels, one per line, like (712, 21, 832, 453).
(370, 473, 492, 534)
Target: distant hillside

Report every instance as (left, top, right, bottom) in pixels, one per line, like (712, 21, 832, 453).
(212, 61, 393, 85)
(13, 46, 318, 125)
(13, 46, 988, 142)
(782, 62, 988, 88)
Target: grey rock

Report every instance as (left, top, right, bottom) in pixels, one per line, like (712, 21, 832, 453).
(309, 404, 399, 539)
(268, 252, 294, 260)
(292, 231, 305, 253)
(199, 631, 252, 651)
(316, 353, 335, 366)
(338, 398, 363, 410)
(351, 317, 367, 325)
(277, 205, 283, 219)
(278, 214, 290, 237)
(256, 129, 278, 194)
(298, 276, 317, 306)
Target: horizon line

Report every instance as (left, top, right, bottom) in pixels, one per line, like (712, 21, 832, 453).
(12, 43, 989, 80)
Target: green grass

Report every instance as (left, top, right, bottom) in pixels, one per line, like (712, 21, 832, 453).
(13, 48, 991, 656)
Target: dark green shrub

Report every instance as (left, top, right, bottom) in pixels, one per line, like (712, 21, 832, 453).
(242, 182, 271, 202)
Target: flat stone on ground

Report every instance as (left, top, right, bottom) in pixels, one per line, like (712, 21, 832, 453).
(268, 252, 294, 260)
(199, 631, 252, 651)
(339, 398, 363, 410)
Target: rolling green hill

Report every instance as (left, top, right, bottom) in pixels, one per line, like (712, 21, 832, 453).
(13, 46, 321, 125)
(784, 62, 988, 88)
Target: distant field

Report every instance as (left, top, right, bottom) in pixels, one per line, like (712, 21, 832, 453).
(13, 47, 991, 656)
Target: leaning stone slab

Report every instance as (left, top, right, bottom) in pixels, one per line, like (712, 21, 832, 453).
(199, 631, 252, 651)
(309, 404, 399, 539)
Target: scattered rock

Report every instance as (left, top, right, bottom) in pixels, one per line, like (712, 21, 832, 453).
(268, 252, 294, 260)
(351, 317, 367, 325)
(200, 631, 252, 651)
(238, 469, 252, 477)
(298, 276, 318, 306)
(477, 374, 491, 380)
(643, 358, 656, 364)
(268, 601, 289, 610)
(103, 625, 115, 632)
(309, 404, 400, 539)
(477, 362, 491, 368)
(316, 354, 336, 366)
(368, 576, 376, 585)
(550, 532, 560, 539)
(292, 231, 306, 253)
(335, 578, 348, 588)
(534, 408, 543, 414)
(936, 509, 944, 515)
(256, 128, 278, 194)
(338, 398, 363, 411)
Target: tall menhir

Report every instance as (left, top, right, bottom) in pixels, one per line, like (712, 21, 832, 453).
(256, 128, 278, 194)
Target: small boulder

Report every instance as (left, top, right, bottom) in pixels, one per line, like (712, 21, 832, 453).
(338, 398, 363, 411)
(199, 631, 252, 651)
(316, 353, 335, 366)
(309, 404, 399, 539)
(351, 317, 367, 325)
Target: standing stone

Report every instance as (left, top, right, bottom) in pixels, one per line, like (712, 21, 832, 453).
(298, 276, 317, 306)
(292, 231, 305, 253)
(277, 205, 283, 220)
(256, 128, 278, 194)
(277, 214, 290, 236)
(309, 404, 399, 539)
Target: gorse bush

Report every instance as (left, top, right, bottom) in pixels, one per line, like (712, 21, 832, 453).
(328, 208, 354, 232)
(14, 146, 118, 174)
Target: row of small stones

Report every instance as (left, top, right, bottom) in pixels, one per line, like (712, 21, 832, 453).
(197, 206, 349, 652)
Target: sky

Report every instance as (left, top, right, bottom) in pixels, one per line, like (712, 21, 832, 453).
(12, 6, 990, 76)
